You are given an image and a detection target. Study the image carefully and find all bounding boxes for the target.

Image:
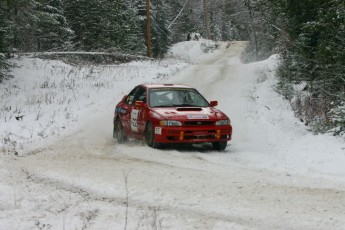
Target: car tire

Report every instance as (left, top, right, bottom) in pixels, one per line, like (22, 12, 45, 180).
(145, 122, 160, 148)
(212, 141, 227, 151)
(114, 118, 127, 143)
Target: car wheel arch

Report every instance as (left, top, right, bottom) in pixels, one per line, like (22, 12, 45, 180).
(144, 121, 161, 148)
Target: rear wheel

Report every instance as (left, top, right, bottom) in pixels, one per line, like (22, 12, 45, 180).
(145, 122, 160, 148)
(212, 141, 227, 151)
(113, 118, 127, 143)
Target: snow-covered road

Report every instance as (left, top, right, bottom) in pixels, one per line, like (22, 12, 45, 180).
(1, 41, 345, 229)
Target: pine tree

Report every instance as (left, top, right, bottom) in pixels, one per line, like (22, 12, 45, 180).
(315, 0, 345, 93)
(264, 0, 345, 134)
(109, 0, 145, 54)
(6, 0, 38, 51)
(0, 0, 11, 81)
(64, 0, 145, 53)
(4, 0, 73, 52)
(150, 0, 171, 57)
(315, 0, 345, 134)
(34, 0, 73, 51)
(64, 0, 104, 50)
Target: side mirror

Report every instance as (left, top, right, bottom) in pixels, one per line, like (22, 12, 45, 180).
(210, 100, 218, 107)
(135, 100, 145, 108)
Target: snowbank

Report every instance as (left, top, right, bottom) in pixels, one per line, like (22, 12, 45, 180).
(0, 56, 186, 155)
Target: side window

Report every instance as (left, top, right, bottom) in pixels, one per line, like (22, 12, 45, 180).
(125, 87, 139, 105)
(133, 87, 147, 104)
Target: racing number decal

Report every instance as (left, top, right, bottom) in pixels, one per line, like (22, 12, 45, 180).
(131, 109, 139, 132)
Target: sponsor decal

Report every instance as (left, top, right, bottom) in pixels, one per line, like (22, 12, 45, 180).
(155, 127, 162, 135)
(131, 109, 139, 132)
(187, 115, 209, 119)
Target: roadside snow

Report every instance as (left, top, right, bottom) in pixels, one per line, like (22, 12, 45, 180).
(0, 56, 186, 155)
(168, 41, 345, 181)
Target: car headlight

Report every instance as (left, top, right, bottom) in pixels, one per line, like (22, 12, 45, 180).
(159, 120, 182, 126)
(215, 119, 231, 126)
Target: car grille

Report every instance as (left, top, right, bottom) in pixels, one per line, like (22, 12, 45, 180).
(184, 121, 214, 126)
(166, 129, 230, 141)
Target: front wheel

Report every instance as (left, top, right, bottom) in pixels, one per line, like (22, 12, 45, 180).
(113, 118, 127, 143)
(212, 141, 227, 151)
(145, 122, 160, 148)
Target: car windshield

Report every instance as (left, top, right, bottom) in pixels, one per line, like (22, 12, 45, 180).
(149, 88, 209, 108)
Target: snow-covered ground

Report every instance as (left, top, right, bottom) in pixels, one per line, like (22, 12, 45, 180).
(1, 40, 345, 229)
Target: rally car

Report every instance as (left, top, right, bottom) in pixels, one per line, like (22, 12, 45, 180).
(113, 84, 232, 151)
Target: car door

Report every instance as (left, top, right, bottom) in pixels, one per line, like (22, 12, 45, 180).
(121, 86, 147, 135)
(120, 86, 139, 134)
(131, 87, 147, 135)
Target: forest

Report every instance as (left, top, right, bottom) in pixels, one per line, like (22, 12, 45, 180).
(0, 0, 344, 136)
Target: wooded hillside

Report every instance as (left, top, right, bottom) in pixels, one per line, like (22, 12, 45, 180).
(0, 0, 344, 136)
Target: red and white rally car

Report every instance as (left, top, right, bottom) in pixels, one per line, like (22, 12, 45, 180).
(113, 84, 232, 151)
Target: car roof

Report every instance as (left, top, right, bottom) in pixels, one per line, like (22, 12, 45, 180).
(141, 84, 193, 89)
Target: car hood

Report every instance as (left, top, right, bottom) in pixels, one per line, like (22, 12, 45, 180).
(150, 107, 228, 121)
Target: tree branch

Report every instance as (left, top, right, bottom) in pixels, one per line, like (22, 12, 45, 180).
(168, 0, 190, 29)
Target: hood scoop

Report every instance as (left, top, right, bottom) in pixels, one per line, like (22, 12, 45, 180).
(176, 107, 202, 111)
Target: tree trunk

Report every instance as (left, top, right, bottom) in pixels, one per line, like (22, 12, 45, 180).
(146, 0, 152, 58)
(203, 0, 211, 39)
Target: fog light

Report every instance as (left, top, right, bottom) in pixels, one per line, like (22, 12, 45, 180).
(180, 131, 184, 140)
(216, 130, 220, 139)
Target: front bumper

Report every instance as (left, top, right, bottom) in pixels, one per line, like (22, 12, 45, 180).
(153, 125, 232, 144)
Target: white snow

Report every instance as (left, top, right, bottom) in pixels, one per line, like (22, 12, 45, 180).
(1, 40, 345, 229)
